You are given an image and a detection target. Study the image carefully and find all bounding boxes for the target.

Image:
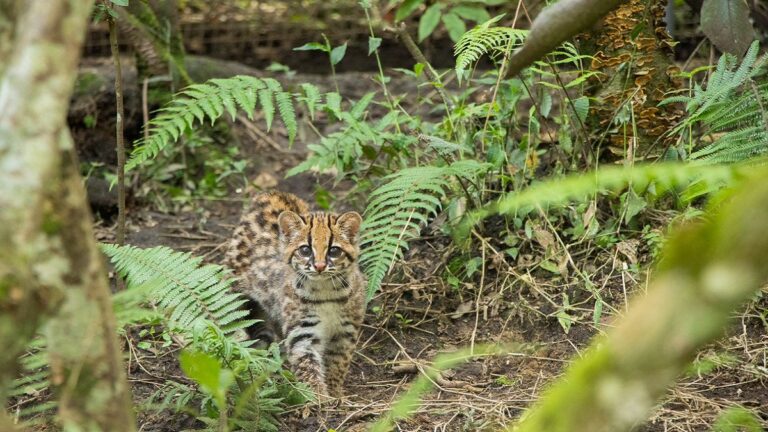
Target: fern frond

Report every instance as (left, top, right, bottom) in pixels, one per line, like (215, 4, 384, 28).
(299, 83, 322, 120)
(360, 160, 491, 299)
(666, 41, 768, 164)
(8, 338, 55, 424)
(454, 16, 527, 79)
(455, 163, 749, 239)
(423, 134, 473, 156)
(101, 244, 250, 333)
(127, 75, 298, 170)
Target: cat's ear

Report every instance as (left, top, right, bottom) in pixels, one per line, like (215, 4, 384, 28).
(278, 211, 304, 238)
(336, 212, 362, 242)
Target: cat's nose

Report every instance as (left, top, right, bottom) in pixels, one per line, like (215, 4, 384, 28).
(314, 262, 326, 272)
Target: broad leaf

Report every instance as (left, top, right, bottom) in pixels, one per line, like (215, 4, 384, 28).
(701, 0, 754, 57)
(396, 0, 425, 21)
(451, 5, 491, 23)
(330, 43, 348, 65)
(294, 42, 329, 52)
(418, 4, 443, 42)
(368, 36, 382, 55)
(442, 12, 466, 42)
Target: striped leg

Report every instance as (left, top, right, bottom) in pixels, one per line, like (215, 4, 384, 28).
(284, 318, 328, 396)
(323, 324, 358, 397)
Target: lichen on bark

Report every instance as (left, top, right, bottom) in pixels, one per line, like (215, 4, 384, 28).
(0, 1, 135, 430)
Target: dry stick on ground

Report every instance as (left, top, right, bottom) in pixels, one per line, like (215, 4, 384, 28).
(511, 169, 768, 432)
(0, 0, 135, 430)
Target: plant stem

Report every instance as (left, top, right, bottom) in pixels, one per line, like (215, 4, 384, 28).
(392, 23, 456, 136)
(218, 405, 228, 432)
(394, 23, 452, 111)
(363, 5, 401, 133)
(109, 14, 127, 251)
(323, 34, 341, 94)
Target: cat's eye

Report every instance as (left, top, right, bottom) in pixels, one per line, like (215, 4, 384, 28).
(328, 246, 343, 258)
(297, 245, 312, 257)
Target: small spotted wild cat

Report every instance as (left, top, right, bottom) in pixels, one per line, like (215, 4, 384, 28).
(225, 192, 365, 397)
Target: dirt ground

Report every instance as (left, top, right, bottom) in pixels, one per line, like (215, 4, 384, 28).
(81, 59, 768, 432)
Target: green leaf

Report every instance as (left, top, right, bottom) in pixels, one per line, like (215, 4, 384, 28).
(442, 12, 467, 42)
(180, 350, 234, 408)
(701, 0, 755, 57)
(465, 257, 482, 278)
(418, 4, 443, 42)
(110, 0, 129, 5)
(450, 5, 491, 23)
(324, 92, 342, 117)
(294, 42, 329, 52)
(556, 294, 573, 334)
(711, 406, 763, 432)
(368, 37, 382, 55)
(623, 189, 647, 224)
(540, 91, 552, 118)
(396, 0, 425, 21)
(330, 43, 348, 65)
(572, 96, 589, 123)
(414, 63, 425, 77)
(540, 260, 560, 275)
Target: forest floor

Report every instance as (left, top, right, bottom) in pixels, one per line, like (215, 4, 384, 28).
(79, 58, 768, 432)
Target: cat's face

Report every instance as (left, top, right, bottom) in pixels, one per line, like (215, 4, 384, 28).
(278, 211, 362, 280)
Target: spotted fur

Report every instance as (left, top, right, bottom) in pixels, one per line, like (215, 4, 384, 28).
(225, 192, 365, 397)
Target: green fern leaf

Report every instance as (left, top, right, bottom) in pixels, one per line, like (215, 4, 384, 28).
(667, 41, 768, 164)
(127, 75, 297, 171)
(276, 91, 298, 144)
(454, 15, 527, 80)
(360, 160, 491, 299)
(258, 88, 276, 130)
(101, 244, 249, 334)
(456, 163, 748, 240)
(300, 83, 322, 120)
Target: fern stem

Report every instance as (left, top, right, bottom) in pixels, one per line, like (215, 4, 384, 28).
(480, 1, 524, 153)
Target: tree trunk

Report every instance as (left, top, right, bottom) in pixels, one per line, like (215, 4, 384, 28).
(0, 1, 136, 431)
(580, 0, 683, 160)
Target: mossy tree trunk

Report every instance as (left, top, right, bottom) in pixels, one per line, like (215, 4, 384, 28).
(580, 0, 683, 161)
(0, 1, 135, 431)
